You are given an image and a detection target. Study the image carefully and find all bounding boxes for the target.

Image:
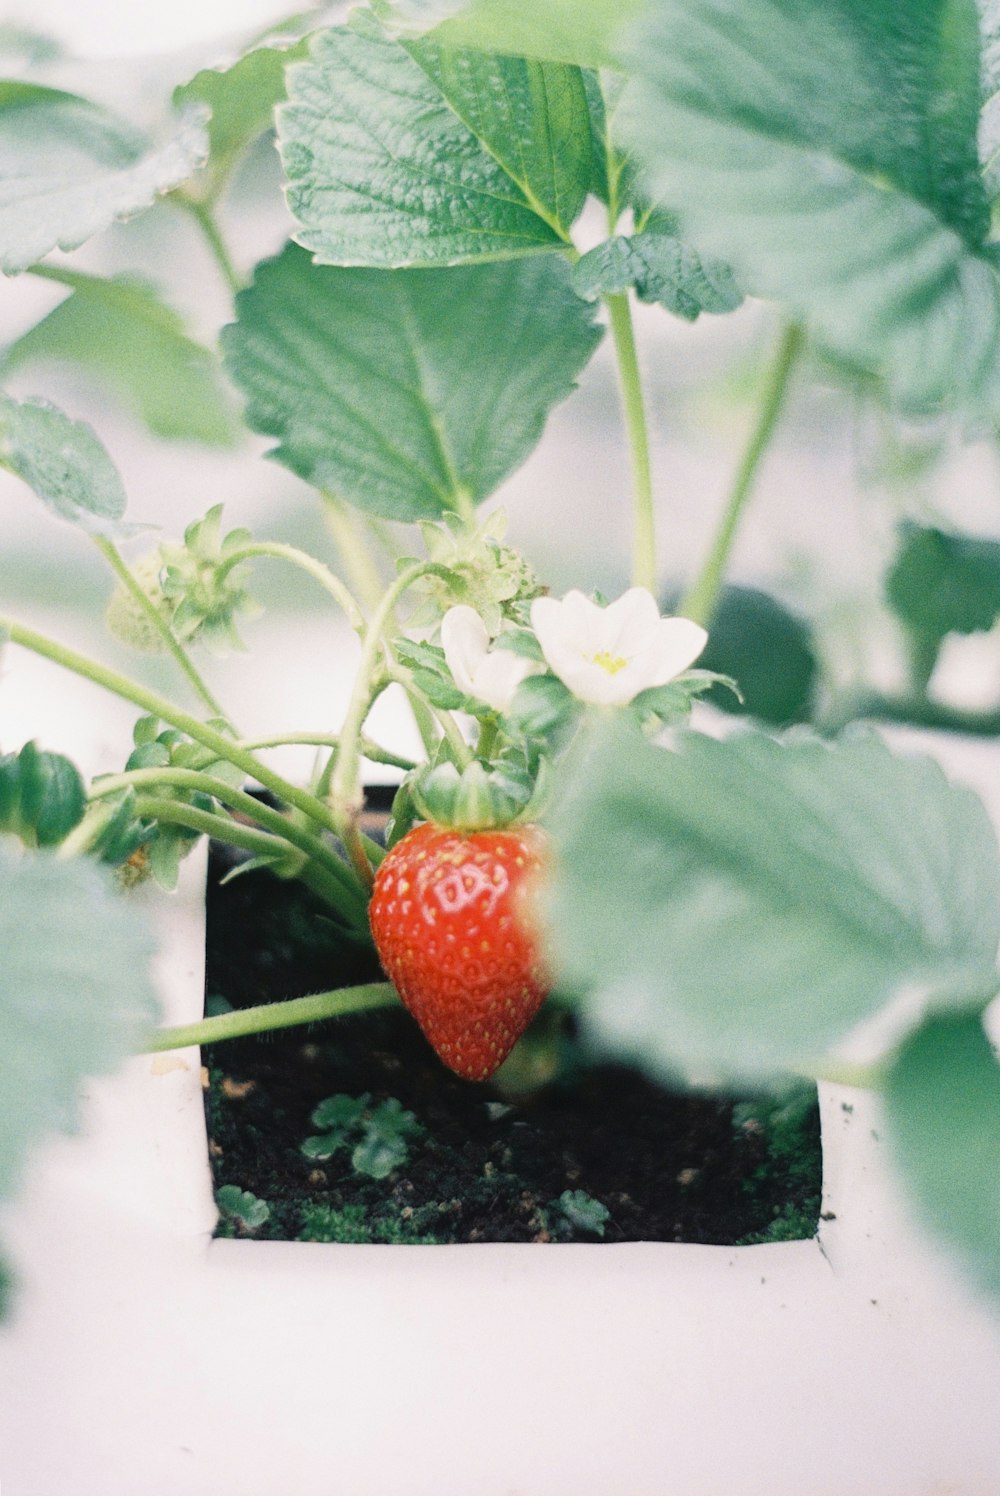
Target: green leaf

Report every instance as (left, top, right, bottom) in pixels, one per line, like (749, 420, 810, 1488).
(2, 271, 237, 445)
(558, 1188, 610, 1236)
(222, 242, 601, 521)
(504, 673, 577, 737)
(380, 0, 646, 69)
(278, 10, 592, 265)
(544, 719, 1000, 1085)
(624, 0, 1000, 419)
(573, 230, 742, 321)
(883, 1012, 1000, 1298)
(351, 1131, 409, 1178)
(175, 37, 310, 202)
(693, 586, 818, 727)
(0, 82, 207, 275)
(0, 843, 158, 1201)
(311, 1091, 370, 1130)
(215, 1184, 270, 1230)
(886, 524, 1000, 649)
(980, 0, 1000, 204)
(0, 394, 127, 532)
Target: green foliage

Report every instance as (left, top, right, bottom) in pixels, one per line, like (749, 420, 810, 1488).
(732, 1086, 822, 1243)
(544, 718, 1000, 1085)
(557, 1188, 610, 1236)
(175, 37, 310, 203)
(297, 1201, 438, 1243)
(379, 0, 645, 69)
(624, 0, 1000, 420)
(0, 741, 86, 848)
(980, 0, 1000, 203)
(1, 272, 237, 445)
(278, 10, 592, 264)
(0, 81, 207, 274)
(0, 394, 126, 533)
(883, 1013, 1000, 1297)
(573, 229, 742, 322)
(886, 524, 1000, 659)
(215, 1184, 271, 1232)
(0, 842, 158, 1202)
(222, 243, 601, 522)
(157, 506, 257, 652)
(302, 1093, 422, 1178)
(694, 586, 818, 727)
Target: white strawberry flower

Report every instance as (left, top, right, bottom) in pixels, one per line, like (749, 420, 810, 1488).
(530, 587, 708, 707)
(440, 605, 540, 713)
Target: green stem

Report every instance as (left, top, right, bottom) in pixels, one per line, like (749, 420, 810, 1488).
(93, 536, 230, 720)
(680, 321, 805, 627)
(130, 796, 362, 914)
(819, 690, 1000, 739)
(475, 716, 499, 760)
(216, 542, 364, 632)
(321, 492, 389, 617)
(605, 292, 657, 594)
(143, 982, 399, 1053)
(237, 731, 417, 772)
(131, 796, 292, 861)
(322, 494, 439, 758)
(328, 562, 452, 839)
(179, 197, 242, 296)
(90, 767, 363, 900)
(387, 662, 473, 768)
(0, 619, 357, 850)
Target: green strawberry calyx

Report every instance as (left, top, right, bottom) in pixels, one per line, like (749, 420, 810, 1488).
(409, 759, 542, 834)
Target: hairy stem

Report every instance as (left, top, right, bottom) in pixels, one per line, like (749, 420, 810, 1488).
(321, 492, 390, 617)
(179, 197, 242, 295)
(237, 731, 417, 772)
(680, 321, 805, 627)
(605, 292, 657, 594)
(217, 542, 364, 632)
(143, 982, 399, 1053)
(327, 562, 453, 873)
(0, 619, 359, 853)
(91, 767, 364, 904)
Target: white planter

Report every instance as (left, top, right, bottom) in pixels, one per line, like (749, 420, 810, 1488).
(2, 685, 1000, 1494)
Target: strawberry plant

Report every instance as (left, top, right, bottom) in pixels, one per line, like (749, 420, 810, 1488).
(1, 0, 1000, 1302)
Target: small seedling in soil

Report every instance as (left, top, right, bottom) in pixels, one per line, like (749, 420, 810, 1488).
(215, 1185, 271, 1236)
(557, 1189, 611, 1238)
(302, 1094, 423, 1180)
(297, 1202, 439, 1245)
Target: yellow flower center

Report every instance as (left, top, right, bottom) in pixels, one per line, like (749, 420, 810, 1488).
(592, 649, 629, 676)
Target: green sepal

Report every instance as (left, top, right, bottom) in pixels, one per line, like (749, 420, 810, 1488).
(409, 759, 533, 831)
(0, 741, 86, 847)
(88, 788, 154, 867)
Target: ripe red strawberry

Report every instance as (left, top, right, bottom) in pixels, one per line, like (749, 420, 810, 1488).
(368, 822, 549, 1081)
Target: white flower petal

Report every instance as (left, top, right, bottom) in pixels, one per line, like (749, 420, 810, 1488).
(472, 649, 537, 713)
(602, 587, 663, 656)
(530, 590, 709, 707)
(642, 617, 709, 687)
(440, 605, 489, 697)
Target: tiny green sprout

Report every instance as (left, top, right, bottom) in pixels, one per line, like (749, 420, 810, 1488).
(215, 1185, 270, 1234)
(301, 1093, 422, 1179)
(557, 1189, 610, 1238)
(352, 1098, 422, 1180)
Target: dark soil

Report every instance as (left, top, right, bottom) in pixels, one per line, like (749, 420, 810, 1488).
(204, 824, 822, 1247)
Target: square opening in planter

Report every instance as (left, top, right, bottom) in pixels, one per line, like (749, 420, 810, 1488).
(203, 790, 823, 1249)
